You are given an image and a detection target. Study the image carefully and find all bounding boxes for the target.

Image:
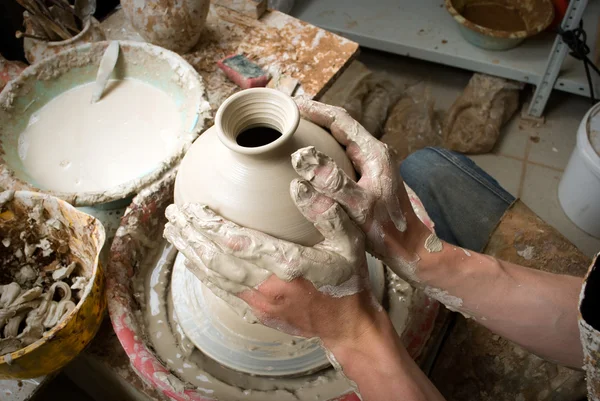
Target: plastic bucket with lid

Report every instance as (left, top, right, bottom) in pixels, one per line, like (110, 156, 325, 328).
(558, 103, 600, 238)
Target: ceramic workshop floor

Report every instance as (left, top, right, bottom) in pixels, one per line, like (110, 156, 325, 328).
(359, 49, 600, 258)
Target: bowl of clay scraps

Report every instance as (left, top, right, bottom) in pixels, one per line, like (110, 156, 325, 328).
(0, 40, 210, 207)
(0, 190, 105, 379)
(446, 0, 554, 50)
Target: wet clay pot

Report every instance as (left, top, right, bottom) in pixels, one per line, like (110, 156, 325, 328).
(174, 88, 357, 375)
(23, 13, 105, 64)
(175, 88, 355, 244)
(120, 0, 210, 53)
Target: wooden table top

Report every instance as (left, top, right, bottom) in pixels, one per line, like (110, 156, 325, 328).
(102, 6, 359, 111)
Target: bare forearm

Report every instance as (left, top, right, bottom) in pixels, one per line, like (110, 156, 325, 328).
(394, 236, 584, 368)
(325, 310, 446, 401)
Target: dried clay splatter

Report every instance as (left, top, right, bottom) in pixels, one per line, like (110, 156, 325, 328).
(424, 233, 443, 253)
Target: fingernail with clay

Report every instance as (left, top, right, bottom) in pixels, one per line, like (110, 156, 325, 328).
(163, 223, 188, 250)
(165, 204, 186, 227)
(291, 146, 319, 179)
(291, 179, 315, 203)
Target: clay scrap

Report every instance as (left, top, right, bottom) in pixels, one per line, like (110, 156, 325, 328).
(0, 190, 88, 355)
(323, 64, 524, 160)
(320, 60, 402, 139)
(380, 82, 442, 161)
(443, 73, 523, 154)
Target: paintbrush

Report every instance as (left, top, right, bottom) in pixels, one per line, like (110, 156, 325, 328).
(91, 41, 120, 104)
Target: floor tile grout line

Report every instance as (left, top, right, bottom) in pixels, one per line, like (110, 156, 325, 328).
(525, 160, 565, 172)
(496, 153, 525, 162)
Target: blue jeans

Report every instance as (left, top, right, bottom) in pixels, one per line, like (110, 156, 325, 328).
(400, 147, 515, 252)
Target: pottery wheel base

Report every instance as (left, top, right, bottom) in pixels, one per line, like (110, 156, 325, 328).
(171, 252, 386, 377)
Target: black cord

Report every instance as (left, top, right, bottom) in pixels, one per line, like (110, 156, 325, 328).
(556, 21, 600, 105)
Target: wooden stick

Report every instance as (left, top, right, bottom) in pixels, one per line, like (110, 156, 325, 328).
(15, 30, 49, 41)
(25, 0, 71, 39)
(33, 0, 71, 38)
(47, 0, 83, 34)
(15, 0, 74, 40)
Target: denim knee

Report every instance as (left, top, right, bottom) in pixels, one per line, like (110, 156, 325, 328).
(400, 147, 450, 196)
(399, 147, 514, 250)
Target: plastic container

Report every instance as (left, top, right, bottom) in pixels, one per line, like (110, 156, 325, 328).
(558, 103, 600, 238)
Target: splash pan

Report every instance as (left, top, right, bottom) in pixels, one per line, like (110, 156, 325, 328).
(107, 173, 439, 401)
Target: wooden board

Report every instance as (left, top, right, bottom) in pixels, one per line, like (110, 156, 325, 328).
(102, 6, 360, 114)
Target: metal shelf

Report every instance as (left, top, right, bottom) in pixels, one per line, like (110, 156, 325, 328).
(291, 0, 600, 100)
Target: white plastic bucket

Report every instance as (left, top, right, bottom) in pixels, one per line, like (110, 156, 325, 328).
(558, 103, 600, 238)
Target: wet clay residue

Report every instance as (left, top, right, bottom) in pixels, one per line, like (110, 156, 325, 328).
(462, 4, 527, 32)
(0, 191, 90, 355)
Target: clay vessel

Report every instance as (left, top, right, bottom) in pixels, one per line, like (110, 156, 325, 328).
(23, 12, 105, 64)
(174, 88, 357, 375)
(175, 88, 355, 245)
(120, 0, 210, 53)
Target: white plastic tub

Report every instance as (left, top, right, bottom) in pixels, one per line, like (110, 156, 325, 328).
(558, 103, 600, 238)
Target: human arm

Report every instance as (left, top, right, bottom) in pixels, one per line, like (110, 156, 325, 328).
(412, 241, 584, 368)
(164, 179, 445, 400)
(293, 97, 584, 369)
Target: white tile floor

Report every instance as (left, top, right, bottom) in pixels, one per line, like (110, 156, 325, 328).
(360, 49, 600, 257)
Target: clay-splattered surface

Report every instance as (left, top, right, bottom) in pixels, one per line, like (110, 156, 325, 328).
(78, 318, 169, 401)
(0, 376, 49, 401)
(102, 5, 359, 112)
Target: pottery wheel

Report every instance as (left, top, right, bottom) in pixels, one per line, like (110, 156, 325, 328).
(171, 252, 386, 377)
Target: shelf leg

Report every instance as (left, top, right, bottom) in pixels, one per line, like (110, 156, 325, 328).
(526, 0, 589, 118)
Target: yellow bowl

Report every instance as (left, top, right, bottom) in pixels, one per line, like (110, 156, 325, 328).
(0, 191, 105, 379)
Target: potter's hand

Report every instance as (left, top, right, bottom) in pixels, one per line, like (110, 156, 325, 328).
(293, 97, 430, 282)
(164, 179, 377, 339)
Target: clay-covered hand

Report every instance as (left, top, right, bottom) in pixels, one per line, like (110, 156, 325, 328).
(164, 179, 376, 339)
(293, 97, 431, 281)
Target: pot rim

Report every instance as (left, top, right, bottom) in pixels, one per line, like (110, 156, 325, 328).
(45, 17, 93, 47)
(215, 88, 301, 156)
